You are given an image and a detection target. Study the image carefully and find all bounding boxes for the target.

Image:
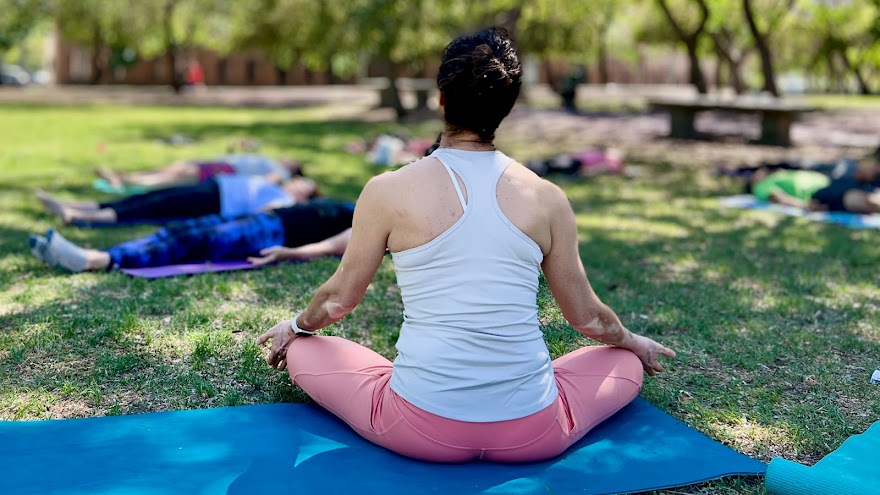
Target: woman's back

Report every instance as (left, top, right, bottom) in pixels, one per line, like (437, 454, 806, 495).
(258, 27, 673, 464)
(384, 151, 554, 255)
(386, 148, 559, 422)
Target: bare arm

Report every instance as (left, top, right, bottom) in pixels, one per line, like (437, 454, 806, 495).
(264, 173, 284, 184)
(295, 179, 391, 331)
(247, 229, 352, 265)
(540, 185, 675, 374)
(292, 229, 351, 258)
(768, 190, 809, 209)
(257, 179, 391, 369)
(540, 185, 629, 344)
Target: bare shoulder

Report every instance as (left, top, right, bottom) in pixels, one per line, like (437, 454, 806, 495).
(538, 175, 572, 209)
(358, 157, 442, 207)
(364, 157, 439, 189)
(505, 161, 570, 209)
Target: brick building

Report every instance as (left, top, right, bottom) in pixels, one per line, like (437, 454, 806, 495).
(54, 34, 695, 88)
(54, 40, 341, 86)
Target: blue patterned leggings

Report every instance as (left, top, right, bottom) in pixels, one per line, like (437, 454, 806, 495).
(106, 213, 285, 269)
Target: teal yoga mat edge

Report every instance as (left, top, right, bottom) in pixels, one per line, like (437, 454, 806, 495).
(765, 421, 880, 495)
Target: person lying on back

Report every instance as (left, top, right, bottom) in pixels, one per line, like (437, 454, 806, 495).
(746, 167, 880, 213)
(37, 176, 318, 225)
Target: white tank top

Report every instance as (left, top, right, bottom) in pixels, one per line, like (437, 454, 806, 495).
(389, 148, 558, 422)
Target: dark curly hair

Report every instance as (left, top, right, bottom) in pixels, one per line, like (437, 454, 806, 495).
(437, 27, 522, 143)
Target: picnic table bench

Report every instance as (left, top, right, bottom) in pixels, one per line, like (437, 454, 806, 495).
(649, 96, 815, 146)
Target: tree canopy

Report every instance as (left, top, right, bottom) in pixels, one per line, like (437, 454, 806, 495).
(1, 0, 877, 94)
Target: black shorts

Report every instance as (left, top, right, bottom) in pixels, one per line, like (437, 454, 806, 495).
(812, 177, 876, 212)
(273, 198, 355, 247)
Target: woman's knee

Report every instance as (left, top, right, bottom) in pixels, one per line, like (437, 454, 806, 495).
(555, 346, 643, 383)
(286, 335, 347, 368)
(610, 347, 645, 386)
(286, 335, 391, 382)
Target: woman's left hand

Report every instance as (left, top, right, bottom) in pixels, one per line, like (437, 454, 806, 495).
(256, 320, 297, 370)
(247, 246, 299, 266)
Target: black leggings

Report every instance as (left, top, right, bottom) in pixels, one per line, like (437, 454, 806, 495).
(99, 180, 221, 222)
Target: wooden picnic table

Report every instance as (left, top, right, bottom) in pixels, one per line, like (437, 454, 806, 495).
(649, 96, 816, 147)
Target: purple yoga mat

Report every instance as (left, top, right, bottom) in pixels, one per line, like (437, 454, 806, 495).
(120, 260, 260, 278)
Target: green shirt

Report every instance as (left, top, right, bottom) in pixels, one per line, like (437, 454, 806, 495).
(752, 170, 830, 202)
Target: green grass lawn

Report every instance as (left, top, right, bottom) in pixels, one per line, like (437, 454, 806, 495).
(1, 102, 878, 495)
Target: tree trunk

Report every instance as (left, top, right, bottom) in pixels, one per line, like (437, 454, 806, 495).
(597, 29, 610, 85)
(742, 0, 780, 96)
(837, 51, 873, 95)
(854, 66, 872, 95)
(276, 66, 287, 86)
(544, 62, 559, 91)
(377, 58, 406, 118)
(825, 51, 836, 93)
(163, 0, 184, 93)
(494, 5, 523, 39)
(89, 24, 105, 85)
(657, 0, 710, 94)
(729, 59, 746, 94)
(710, 30, 748, 94)
(685, 40, 708, 94)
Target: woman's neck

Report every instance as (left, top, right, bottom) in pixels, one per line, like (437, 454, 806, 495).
(439, 130, 496, 151)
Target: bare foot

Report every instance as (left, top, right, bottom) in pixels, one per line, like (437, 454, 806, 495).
(35, 190, 67, 219)
(36, 191, 100, 222)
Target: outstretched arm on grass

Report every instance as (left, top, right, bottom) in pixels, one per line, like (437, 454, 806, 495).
(247, 229, 352, 266)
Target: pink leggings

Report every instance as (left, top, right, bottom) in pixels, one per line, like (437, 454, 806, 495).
(287, 336, 643, 463)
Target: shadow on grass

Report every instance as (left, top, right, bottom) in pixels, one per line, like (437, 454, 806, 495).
(3, 113, 879, 479)
(0, 266, 311, 418)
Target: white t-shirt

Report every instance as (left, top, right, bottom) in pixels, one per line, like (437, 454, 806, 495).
(217, 176, 294, 217)
(221, 154, 291, 180)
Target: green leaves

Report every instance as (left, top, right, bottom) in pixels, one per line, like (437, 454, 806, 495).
(0, 0, 49, 55)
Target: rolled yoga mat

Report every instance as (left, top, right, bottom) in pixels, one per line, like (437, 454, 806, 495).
(0, 397, 766, 495)
(765, 421, 880, 495)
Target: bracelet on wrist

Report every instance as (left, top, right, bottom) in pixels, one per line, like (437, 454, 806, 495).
(290, 312, 316, 336)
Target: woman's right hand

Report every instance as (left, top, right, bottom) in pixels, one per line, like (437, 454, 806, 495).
(624, 333, 676, 376)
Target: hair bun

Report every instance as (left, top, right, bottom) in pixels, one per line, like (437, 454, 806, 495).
(469, 45, 511, 90)
(437, 27, 522, 142)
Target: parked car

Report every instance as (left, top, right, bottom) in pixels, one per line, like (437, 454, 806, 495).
(0, 65, 31, 86)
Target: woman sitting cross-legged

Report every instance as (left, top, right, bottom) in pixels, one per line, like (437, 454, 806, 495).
(256, 28, 675, 464)
(28, 199, 354, 272)
(37, 175, 319, 225)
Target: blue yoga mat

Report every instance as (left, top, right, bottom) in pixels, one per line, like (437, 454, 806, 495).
(0, 397, 765, 495)
(92, 179, 156, 196)
(765, 420, 880, 495)
(720, 195, 880, 229)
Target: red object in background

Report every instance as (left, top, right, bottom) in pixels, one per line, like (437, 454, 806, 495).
(96, 142, 107, 154)
(186, 62, 205, 86)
